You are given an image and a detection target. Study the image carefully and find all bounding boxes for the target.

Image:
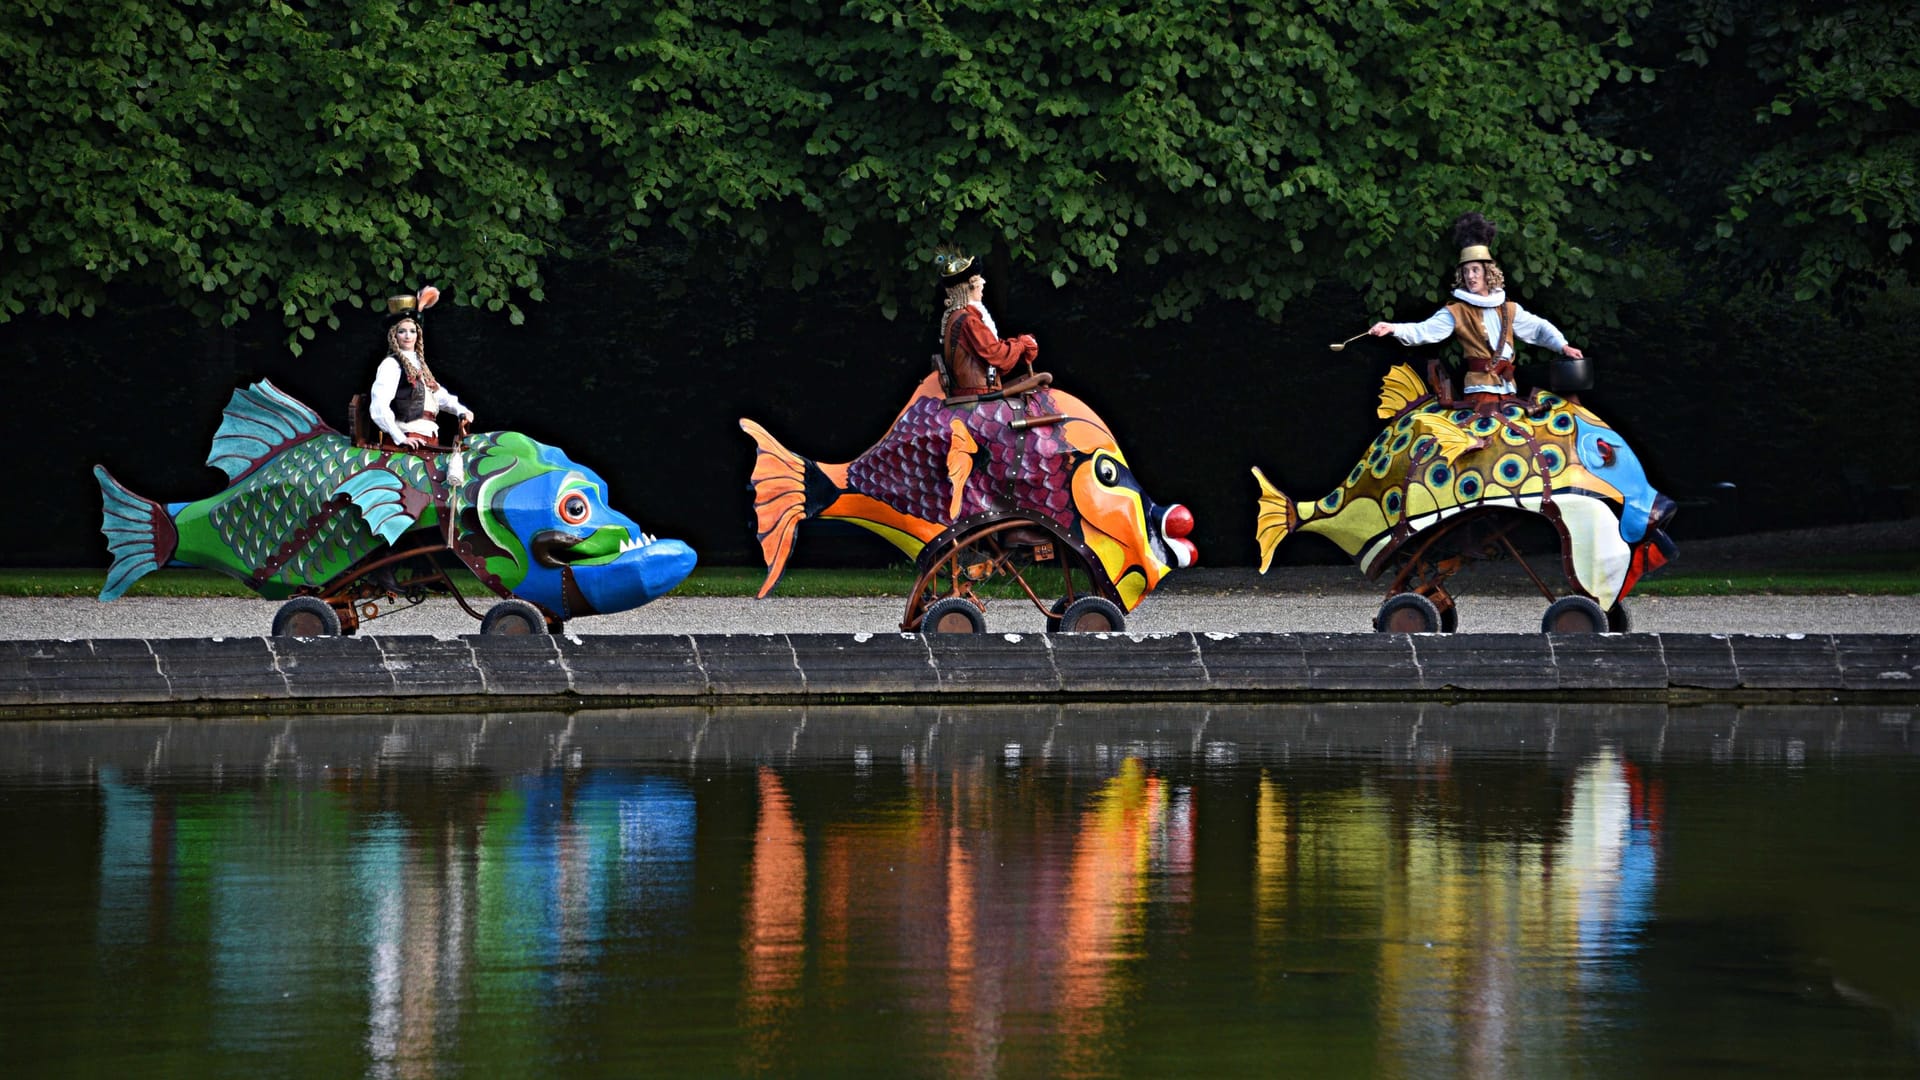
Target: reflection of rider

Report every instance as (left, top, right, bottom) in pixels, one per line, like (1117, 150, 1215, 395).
(936, 248, 1037, 396)
(369, 287, 472, 448)
(1367, 212, 1584, 397)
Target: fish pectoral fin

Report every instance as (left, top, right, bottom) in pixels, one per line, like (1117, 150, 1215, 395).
(1413, 413, 1485, 464)
(946, 419, 978, 520)
(1250, 467, 1298, 574)
(334, 468, 420, 545)
(1376, 363, 1430, 419)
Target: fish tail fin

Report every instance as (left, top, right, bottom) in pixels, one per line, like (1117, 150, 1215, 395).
(94, 466, 180, 601)
(739, 419, 841, 598)
(1251, 467, 1299, 574)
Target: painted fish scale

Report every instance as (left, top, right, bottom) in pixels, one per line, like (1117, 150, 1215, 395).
(1302, 395, 1568, 563)
(208, 437, 431, 584)
(848, 397, 1073, 528)
(846, 397, 955, 523)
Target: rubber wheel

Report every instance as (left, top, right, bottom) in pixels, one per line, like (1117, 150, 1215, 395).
(1057, 596, 1125, 633)
(1542, 595, 1609, 633)
(920, 596, 985, 634)
(1606, 601, 1631, 634)
(1044, 596, 1072, 634)
(1375, 592, 1442, 633)
(481, 598, 551, 635)
(272, 596, 341, 637)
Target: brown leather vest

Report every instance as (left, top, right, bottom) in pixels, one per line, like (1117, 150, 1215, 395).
(1445, 300, 1516, 368)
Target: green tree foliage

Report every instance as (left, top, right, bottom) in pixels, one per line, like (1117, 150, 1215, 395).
(532, 0, 1649, 321)
(1689, 2, 1917, 300)
(2, 0, 1910, 342)
(0, 0, 563, 345)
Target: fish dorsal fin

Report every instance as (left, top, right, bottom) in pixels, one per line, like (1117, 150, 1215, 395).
(1413, 413, 1485, 464)
(1376, 363, 1429, 419)
(207, 380, 337, 482)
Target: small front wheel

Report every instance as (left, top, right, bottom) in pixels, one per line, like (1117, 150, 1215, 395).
(921, 596, 985, 634)
(481, 599, 552, 635)
(272, 596, 342, 637)
(1056, 596, 1125, 633)
(1044, 596, 1072, 634)
(1542, 595, 1609, 633)
(1375, 592, 1441, 634)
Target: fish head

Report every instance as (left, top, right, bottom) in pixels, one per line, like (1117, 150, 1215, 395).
(1564, 411, 1677, 598)
(464, 432, 696, 616)
(1056, 407, 1197, 611)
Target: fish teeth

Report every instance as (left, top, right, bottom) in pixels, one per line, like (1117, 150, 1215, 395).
(617, 533, 655, 554)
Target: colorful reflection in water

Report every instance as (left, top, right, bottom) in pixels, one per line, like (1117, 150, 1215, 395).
(2, 704, 1917, 1076)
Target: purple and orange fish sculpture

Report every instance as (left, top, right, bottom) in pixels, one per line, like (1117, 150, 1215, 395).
(741, 373, 1196, 614)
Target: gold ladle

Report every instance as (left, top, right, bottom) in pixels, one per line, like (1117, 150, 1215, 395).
(1328, 330, 1370, 352)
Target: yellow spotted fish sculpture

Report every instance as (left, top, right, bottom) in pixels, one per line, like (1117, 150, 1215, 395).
(1252, 364, 1676, 614)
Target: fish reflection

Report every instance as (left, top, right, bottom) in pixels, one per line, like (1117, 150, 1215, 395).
(1254, 747, 1662, 1074)
(93, 765, 698, 1073)
(741, 768, 807, 1071)
(739, 753, 1197, 1076)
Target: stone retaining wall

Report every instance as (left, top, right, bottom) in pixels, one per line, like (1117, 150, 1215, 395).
(2, 632, 1914, 714)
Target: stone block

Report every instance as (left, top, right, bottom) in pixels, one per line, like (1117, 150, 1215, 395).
(1298, 633, 1420, 691)
(924, 634, 1062, 694)
(1191, 634, 1311, 691)
(270, 635, 397, 698)
(365, 636, 490, 698)
(1547, 633, 1671, 690)
(558, 635, 707, 698)
(1833, 635, 1919, 692)
(461, 635, 572, 696)
(151, 637, 288, 702)
(695, 635, 808, 696)
(0, 639, 169, 706)
(1729, 634, 1842, 690)
(1413, 634, 1558, 691)
(1661, 634, 1740, 690)
(788, 634, 941, 696)
(1050, 632, 1210, 693)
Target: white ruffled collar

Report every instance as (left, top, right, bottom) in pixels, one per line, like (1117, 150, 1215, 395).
(1451, 287, 1507, 308)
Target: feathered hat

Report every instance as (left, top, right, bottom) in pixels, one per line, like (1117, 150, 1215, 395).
(933, 246, 979, 290)
(384, 285, 442, 329)
(1454, 212, 1497, 266)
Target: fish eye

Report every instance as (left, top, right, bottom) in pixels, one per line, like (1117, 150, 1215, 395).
(1096, 457, 1119, 486)
(557, 491, 591, 525)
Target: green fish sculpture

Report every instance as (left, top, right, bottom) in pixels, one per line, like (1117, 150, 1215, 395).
(95, 381, 695, 625)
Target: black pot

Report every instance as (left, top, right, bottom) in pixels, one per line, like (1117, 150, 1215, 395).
(1550, 355, 1593, 392)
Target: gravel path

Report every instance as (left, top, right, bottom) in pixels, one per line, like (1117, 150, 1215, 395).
(9, 520, 1913, 639)
(4, 586, 1911, 639)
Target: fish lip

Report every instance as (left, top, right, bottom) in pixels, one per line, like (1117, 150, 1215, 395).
(1153, 504, 1198, 569)
(532, 527, 657, 568)
(531, 530, 589, 568)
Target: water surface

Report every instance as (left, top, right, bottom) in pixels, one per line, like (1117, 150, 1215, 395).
(3, 704, 1916, 1076)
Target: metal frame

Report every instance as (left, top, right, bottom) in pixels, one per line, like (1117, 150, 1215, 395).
(899, 512, 1114, 632)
